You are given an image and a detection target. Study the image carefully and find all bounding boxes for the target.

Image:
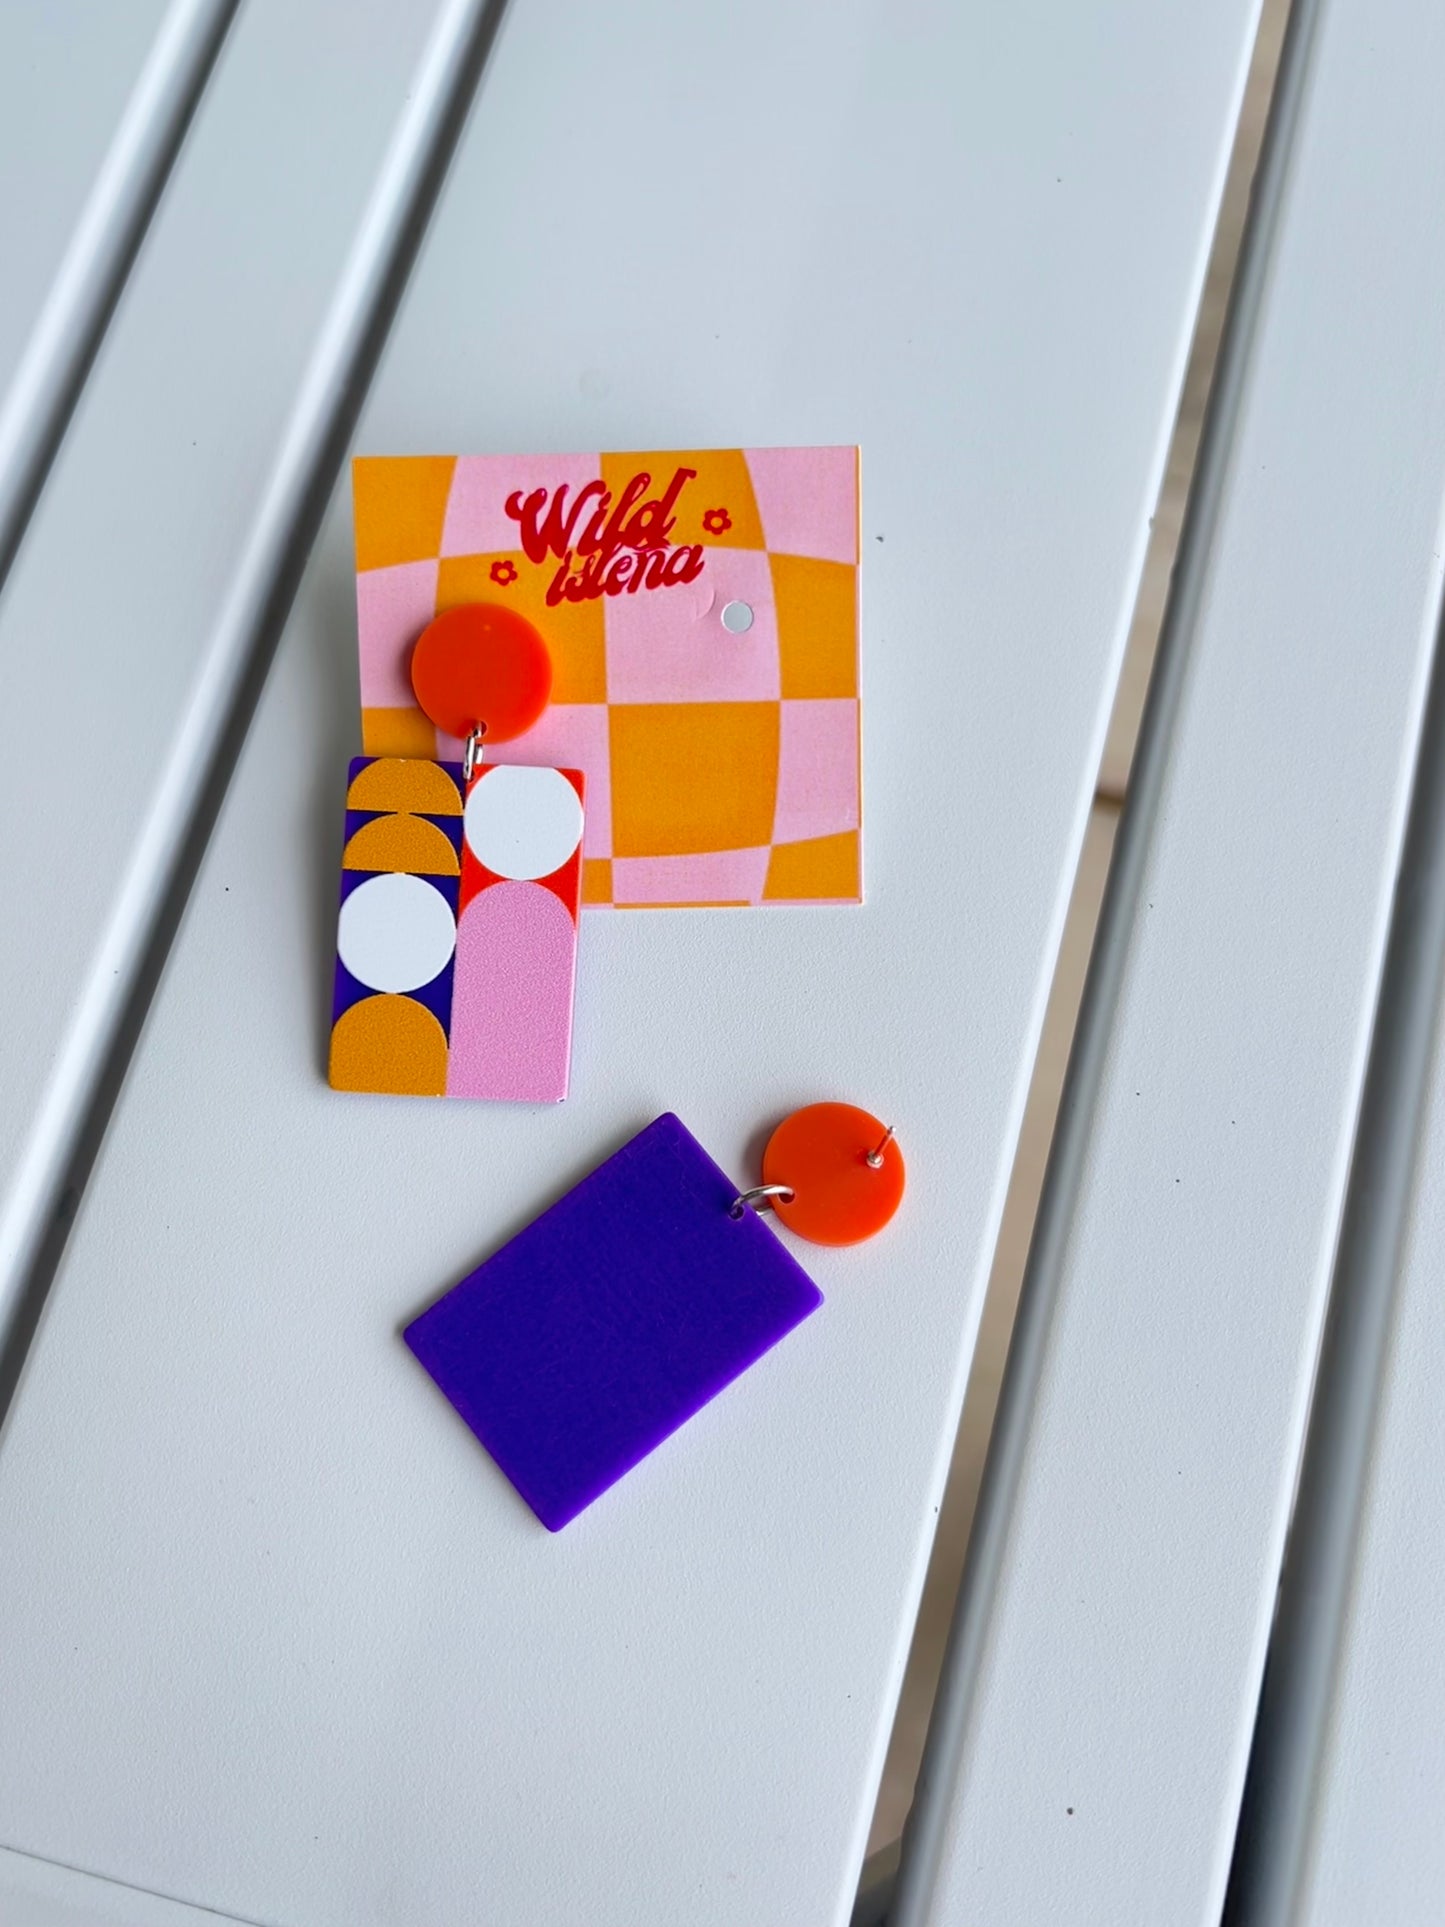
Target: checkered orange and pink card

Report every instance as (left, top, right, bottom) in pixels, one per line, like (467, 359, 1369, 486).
(329, 448, 861, 1102)
(353, 447, 861, 908)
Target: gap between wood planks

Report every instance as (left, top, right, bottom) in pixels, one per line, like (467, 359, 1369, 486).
(859, 0, 1294, 1874)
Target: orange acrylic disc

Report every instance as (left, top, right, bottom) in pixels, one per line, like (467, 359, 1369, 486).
(410, 602, 552, 744)
(762, 1102, 905, 1247)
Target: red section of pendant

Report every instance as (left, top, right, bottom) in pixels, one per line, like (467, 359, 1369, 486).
(763, 1102, 905, 1246)
(410, 602, 552, 743)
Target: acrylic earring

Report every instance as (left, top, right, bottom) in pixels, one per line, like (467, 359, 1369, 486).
(329, 601, 586, 1103)
(403, 1106, 904, 1530)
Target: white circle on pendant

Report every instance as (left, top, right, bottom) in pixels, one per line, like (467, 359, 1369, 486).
(337, 872, 456, 992)
(465, 765, 583, 880)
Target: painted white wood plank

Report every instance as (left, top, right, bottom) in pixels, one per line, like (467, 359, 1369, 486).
(0, 0, 236, 572)
(0, 3, 1261, 1925)
(0, 0, 495, 1340)
(0, 0, 172, 390)
(893, 0, 1445, 1921)
(1275, 730, 1445, 1927)
(1221, 423, 1445, 1923)
(1288, 1070, 1445, 1922)
(0, 1845, 254, 1927)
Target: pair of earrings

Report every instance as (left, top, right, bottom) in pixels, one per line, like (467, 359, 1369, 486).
(326, 598, 904, 1527)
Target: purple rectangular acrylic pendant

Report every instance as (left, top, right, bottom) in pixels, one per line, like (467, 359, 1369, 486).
(404, 1113, 823, 1529)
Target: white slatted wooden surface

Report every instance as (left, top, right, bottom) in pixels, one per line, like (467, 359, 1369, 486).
(0, 1, 1262, 1922)
(0, 0, 235, 571)
(0, 1846, 250, 1927)
(0, 0, 173, 376)
(0, 0, 493, 1338)
(892, 0, 1445, 1920)
(1284, 964, 1445, 1927)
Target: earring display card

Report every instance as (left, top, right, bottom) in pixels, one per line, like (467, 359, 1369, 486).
(329, 756, 585, 1101)
(351, 447, 861, 907)
(404, 1112, 824, 1530)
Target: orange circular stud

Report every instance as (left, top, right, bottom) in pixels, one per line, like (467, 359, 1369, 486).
(410, 602, 552, 744)
(762, 1102, 905, 1247)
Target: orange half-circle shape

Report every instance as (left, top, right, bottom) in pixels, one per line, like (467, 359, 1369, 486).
(342, 813, 459, 875)
(347, 757, 462, 815)
(329, 994, 449, 1096)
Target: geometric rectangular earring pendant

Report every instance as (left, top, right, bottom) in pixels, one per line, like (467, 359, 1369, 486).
(328, 755, 585, 1102)
(330, 756, 463, 1097)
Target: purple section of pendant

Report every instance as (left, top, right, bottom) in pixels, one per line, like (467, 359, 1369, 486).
(403, 1113, 824, 1531)
(330, 868, 459, 1031)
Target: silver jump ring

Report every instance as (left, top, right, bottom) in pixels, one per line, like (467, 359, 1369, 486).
(462, 724, 487, 782)
(729, 1183, 795, 1221)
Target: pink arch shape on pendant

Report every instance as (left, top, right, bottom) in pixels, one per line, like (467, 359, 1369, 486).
(446, 881, 578, 1102)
